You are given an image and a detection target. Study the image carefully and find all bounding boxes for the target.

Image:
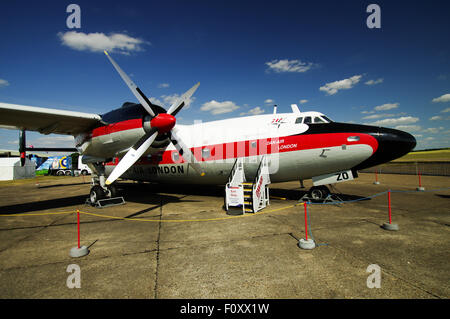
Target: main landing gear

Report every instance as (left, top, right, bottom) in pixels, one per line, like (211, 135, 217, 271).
(300, 183, 333, 202)
(300, 183, 343, 204)
(307, 185, 330, 201)
(87, 162, 124, 207)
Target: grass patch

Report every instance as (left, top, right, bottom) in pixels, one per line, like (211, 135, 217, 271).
(393, 149, 450, 162)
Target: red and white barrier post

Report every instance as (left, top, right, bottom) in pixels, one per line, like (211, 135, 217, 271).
(69, 210, 90, 257)
(298, 202, 316, 249)
(373, 170, 380, 185)
(382, 190, 399, 231)
(416, 165, 425, 191)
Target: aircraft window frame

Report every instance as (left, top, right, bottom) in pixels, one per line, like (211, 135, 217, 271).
(172, 151, 180, 162)
(304, 116, 312, 124)
(347, 136, 360, 142)
(202, 147, 211, 159)
(313, 117, 325, 123)
(295, 117, 303, 124)
(321, 116, 333, 123)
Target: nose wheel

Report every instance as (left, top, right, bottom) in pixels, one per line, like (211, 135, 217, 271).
(89, 184, 118, 205)
(89, 185, 106, 204)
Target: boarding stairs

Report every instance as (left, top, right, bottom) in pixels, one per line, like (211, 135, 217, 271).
(225, 155, 271, 214)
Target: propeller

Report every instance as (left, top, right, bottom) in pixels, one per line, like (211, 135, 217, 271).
(104, 51, 204, 185)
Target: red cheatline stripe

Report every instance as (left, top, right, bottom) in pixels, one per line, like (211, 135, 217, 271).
(92, 119, 142, 138)
(104, 132, 378, 166)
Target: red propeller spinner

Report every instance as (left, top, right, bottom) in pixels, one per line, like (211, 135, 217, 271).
(150, 113, 176, 134)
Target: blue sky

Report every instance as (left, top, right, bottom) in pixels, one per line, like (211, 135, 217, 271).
(0, 0, 449, 150)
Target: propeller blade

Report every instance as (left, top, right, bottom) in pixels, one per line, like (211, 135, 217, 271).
(166, 82, 200, 116)
(169, 127, 205, 176)
(104, 51, 159, 117)
(105, 130, 158, 185)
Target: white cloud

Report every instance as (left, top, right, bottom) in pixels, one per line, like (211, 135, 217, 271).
(0, 79, 9, 87)
(299, 99, 308, 104)
(365, 78, 383, 85)
(361, 110, 375, 114)
(30, 135, 75, 147)
(422, 127, 444, 134)
(161, 94, 195, 109)
(58, 31, 149, 54)
(394, 125, 422, 132)
(368, 116, 419, 126)
(362, 113, 396, 120)
(264, 99, 275, 104)
(441, 107, 450, 113)
(240, 106, 265, 116)
(200, 100, 240, 115)
(429, 115, 442, 121)
(319, 75, 362, 95)
(432, 93, 450, 103)
(265, 59, 316, 73)
(158, 83, 170, 88)
(149, 97, 164, 106)
(374, 103, 399, 111)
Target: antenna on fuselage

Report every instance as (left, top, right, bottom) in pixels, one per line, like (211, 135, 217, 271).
(273, 105, 277, 114)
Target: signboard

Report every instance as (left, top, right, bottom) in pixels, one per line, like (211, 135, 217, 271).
(226, 184, 244, 207)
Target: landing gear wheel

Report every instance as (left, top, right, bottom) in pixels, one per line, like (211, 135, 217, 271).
(90, 185, 106, 205)
(308, 186, 330, 200)
(105, 184, 118, 198)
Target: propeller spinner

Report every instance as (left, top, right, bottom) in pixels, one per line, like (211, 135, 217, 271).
(103, 51, 203, 185)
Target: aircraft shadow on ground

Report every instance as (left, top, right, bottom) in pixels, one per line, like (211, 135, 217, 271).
(0, 183, 370, 215)
(119, 183, 369, 203)
(0, 191, 193, 215)
(36, 182, 91, 189)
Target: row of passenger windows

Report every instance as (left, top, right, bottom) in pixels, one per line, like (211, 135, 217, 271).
(295, 116, 332, 124)
(171, 142, 260, 162)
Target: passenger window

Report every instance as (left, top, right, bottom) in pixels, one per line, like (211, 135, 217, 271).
(304, 117, 312, 124)
(251, 141, 257, 148)
(295, 117, 303, 124)
(314, 117, 325, 123)
(172, 151, 180, 162)
(202, 148, 210, 159)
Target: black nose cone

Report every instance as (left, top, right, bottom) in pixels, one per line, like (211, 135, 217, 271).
(354, 127, 416, 170)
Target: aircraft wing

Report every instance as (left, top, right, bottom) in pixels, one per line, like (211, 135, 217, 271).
(0, 102, 104, 135)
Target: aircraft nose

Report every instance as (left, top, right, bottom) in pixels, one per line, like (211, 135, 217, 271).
(376, 127, 416, 159)
(354, 126, 416, 170)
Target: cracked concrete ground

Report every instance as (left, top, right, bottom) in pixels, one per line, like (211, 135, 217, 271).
(0, 173, 448, 298)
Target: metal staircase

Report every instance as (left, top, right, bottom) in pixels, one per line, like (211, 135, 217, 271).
(225, 155, 270, 214)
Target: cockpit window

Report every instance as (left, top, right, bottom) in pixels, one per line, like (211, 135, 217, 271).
(295, 117, 303, 124)
(321, 116, 333, 123)
(304, 116, 312, 124)
(313, 117, 325, 123)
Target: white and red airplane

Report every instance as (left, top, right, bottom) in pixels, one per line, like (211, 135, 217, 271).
(0, 52, 416, 205)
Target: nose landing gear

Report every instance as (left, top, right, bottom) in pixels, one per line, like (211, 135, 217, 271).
(86, 162, 125, 207)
